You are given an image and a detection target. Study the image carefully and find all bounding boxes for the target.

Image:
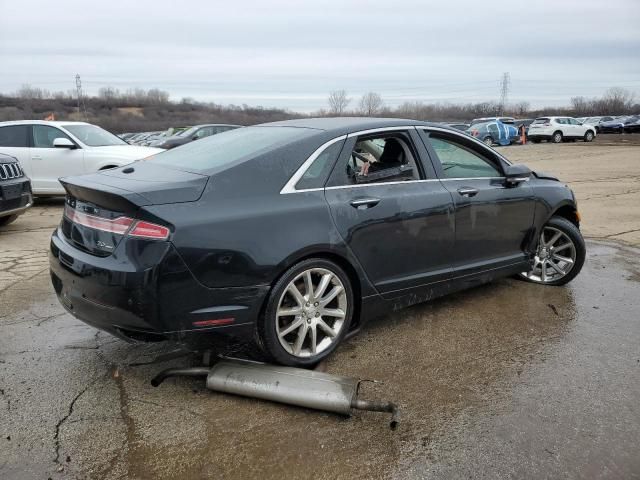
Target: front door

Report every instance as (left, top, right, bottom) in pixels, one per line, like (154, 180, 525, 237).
(30, 125, 84, 194)
(420, 129, 535, 277)
(324, 129, 455, 295)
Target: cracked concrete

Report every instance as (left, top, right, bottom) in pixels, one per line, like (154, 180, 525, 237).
(1, 141, 640, 479)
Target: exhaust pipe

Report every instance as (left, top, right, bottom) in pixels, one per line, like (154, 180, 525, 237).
(151, 358, 399, 429)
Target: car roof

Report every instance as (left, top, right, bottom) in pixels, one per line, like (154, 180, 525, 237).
(191, 123, 243, 128)
(0, 120, 91, 127)
(256, 117, 439, 136)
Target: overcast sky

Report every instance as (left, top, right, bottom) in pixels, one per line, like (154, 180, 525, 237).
(1, 0, 639, 112)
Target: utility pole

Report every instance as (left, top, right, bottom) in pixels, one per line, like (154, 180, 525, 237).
(498, 72, 510, 116)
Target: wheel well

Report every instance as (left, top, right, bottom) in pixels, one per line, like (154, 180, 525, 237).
(261, 252, 363, 331)
(552, 205, 579, 227)
(553, 130, 562, 136)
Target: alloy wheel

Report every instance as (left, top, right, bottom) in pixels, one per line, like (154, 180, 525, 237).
(553, 132, 562, 143)
(275, 268, 348, 358)
(483, 136, 493, 146)
(521, 226, 577, 283)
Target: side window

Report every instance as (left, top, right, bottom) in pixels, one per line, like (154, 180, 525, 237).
(0, 125, 29, 147)
(487, 123, 499, 135)
(335, 133, 421, 186)
(428, 134, 502, 179)
(568, 118, 579, 125)
(32, 125, 73, 148)
(295, 140, 344, 190)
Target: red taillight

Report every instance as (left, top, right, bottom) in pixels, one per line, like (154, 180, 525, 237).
(129, 221, 170, 240)
(65, 205, 133, 235)
(65, 205, 170, 240)
(471, 130, 479, 137)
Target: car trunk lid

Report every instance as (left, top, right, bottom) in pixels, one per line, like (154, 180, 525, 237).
(59, 162, 208, 256)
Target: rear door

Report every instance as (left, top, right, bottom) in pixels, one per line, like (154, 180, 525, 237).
(30, 125, 85, 193)
(0, 124, 31, 174)
(324, 128, 455, 295)
(419, 128, 535, 277)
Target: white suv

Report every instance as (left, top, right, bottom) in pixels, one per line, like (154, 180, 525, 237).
(527, 117, 596, 144)
(0, 121, 163, 195)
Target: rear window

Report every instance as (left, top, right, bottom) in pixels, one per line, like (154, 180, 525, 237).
(150, 126, 317, 173)
(532, 118, 550, 124)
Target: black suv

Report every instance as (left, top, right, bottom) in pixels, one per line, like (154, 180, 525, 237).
(0, 153, 32, 226)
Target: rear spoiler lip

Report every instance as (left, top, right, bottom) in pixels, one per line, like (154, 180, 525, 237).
(60, 176, 152, 213)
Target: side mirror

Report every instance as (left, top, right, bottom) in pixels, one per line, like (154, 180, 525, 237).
(53, 138, 76, 149)
(504, 164, 531, 185)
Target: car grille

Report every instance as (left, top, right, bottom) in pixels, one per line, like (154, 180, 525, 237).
(0, 163, 24, 180)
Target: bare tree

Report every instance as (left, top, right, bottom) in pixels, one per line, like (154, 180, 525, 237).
(570, 96, 590, 116)
(513, 101, 530, 116)
(358, 92, 383, 116)
(328, 90, 350, 115)
(601, 87, 635, 114)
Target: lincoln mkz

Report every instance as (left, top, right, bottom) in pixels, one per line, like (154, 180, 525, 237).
(50, 118, 585, 366)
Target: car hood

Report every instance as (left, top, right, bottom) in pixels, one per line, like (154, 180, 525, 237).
(86, 145, 164, 160)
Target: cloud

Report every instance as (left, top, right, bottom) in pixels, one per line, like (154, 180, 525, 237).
(1, 0, 638, 110)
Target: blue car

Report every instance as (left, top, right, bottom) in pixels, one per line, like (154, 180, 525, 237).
(467, 120, 520, 146)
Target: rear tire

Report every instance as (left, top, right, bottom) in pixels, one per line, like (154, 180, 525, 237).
(482, 136, 494, 146)
(258, 258, 354, 367)
(552, 131, 563, 143)
(0, 214, 18, 227)
(584, 130, 594, 142)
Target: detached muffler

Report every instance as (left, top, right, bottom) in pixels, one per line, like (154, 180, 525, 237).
(151, 358, 399, 429)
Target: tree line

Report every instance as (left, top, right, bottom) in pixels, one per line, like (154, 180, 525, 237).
(0, 84, 636, 134)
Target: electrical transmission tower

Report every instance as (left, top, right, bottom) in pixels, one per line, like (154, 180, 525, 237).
(498, 72, 510, 115)
(75, 74, 87, 120)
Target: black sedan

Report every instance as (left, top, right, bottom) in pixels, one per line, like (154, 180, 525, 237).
(152, 124, 241, 149)
(50, 118, 585, 367)
(0, 152, 32, 226)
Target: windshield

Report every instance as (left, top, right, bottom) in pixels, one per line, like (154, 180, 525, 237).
(150, 126, 317, 173)
(63, 124, 127, 146)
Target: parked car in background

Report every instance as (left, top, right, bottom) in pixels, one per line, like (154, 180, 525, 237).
(0, 121, 162, 195)
(581, 116, 615, 132)
(576, 117, 587, 123)
(443, 122, 470, 131)
(527, 117, 596, 143)
(50, 118, 585, 367)
(471, 116, 515, 125)
(0, 152, 32, 226)
(151, 124, 242, 149)
(598, 115, 640, 133)
(623, 115, 640, 133)
(467, 120, 519, 146)
(514, 119, 534, 135)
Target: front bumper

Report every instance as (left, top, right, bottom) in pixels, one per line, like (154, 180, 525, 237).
(0, 179, 32, 218)
(49, 227, 269, 345)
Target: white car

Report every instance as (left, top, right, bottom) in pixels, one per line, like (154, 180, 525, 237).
(527, 116, 596, 144)
(0, 121, 163, 195)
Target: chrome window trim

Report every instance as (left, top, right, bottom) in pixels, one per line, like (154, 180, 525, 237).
(280, 124, 519, 195)
(280, 135, 347, 194)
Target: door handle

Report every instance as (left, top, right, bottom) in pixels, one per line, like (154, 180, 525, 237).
(350, 197, 380, 209)
(32, 155, 42, 160)
(457, 187, 479, 197)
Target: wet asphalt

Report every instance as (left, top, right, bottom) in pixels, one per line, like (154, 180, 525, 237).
(1, 239, 639, 479)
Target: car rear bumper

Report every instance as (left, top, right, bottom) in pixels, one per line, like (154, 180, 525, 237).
(526, 134, 552, 141)
(49, 227, 269, 345)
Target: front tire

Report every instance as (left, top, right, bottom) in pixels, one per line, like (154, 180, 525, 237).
(520, 216, 585, 286)
(584, 130, 594, 142)
(258, 258, 354, 367)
